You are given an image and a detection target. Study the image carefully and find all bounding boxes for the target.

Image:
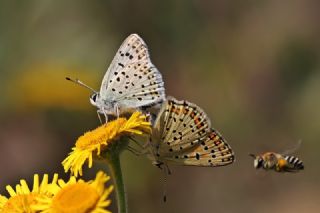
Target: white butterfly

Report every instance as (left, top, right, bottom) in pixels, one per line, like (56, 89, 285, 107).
(67, 34, 166, 121)
(147, 97, 235, 169)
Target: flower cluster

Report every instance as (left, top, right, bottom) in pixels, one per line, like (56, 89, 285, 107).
(0, 171, 113, 213)
(1, 111, 151, 212)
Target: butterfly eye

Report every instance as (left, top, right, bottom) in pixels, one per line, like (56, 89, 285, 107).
(92, 94, 97, 101)
(90, 93, 98, 105)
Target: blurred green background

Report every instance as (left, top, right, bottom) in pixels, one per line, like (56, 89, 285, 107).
(1, 0, 320, 212)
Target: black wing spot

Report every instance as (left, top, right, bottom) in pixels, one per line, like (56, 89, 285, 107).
(196, 153, 200, 160)
(118, 63, 124, 68)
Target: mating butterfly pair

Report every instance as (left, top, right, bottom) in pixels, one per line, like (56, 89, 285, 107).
(68, 34, 235, 168)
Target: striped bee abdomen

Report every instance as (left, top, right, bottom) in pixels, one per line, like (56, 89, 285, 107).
(284, 155, 304, 171)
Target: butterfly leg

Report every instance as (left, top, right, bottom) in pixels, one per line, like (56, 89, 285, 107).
(127, 145, 145, 156)
(114, 103, 120, 118)
(164, 163, 172, 175)
(97, 111, 103, 124)
(129, 136, 144, 149)
(128, 136, 149, 155)
(102, 108, 108, 123)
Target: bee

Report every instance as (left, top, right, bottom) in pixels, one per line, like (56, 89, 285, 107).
(249, 142, 304, 172)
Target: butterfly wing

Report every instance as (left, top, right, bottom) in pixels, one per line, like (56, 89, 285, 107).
(103, 61, 165, 108)
(99, 34, 165, 108)
(164, 129, 235, 167)
(153, 97, 212, 157)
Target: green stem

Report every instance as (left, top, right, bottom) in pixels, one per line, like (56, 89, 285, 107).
(105, 152, 127, 213)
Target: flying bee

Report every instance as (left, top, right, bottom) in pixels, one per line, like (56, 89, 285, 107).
(249, 141, 304, 172)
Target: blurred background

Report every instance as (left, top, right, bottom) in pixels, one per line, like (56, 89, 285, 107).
(1, 0, 320, 212)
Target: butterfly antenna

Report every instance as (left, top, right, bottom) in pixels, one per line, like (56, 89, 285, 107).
(162, 164, 171, 203)
(66, 77, 97, 93)
(162, 167, 168, 203)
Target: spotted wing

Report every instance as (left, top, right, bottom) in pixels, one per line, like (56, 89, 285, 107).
(99, 34, 165, 109)
(164, 129, 235, 166)
(153, 97, 212, 157)
(103, 59, 165, 109)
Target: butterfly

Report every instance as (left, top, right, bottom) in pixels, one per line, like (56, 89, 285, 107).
(67, 34, 165, 121)
(147, 97, 235, 170)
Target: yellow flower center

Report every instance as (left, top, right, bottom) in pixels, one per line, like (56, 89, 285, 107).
(1, 194, 37, 213)
(51, 183, 99, 213)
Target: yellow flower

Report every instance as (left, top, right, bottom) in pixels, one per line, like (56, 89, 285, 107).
(62, 111, 151, 177)
(34, 171, 113, 213)
(0, 173, 58, 213)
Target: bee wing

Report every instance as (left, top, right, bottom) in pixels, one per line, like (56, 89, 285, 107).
(281, 140, 302, 156)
